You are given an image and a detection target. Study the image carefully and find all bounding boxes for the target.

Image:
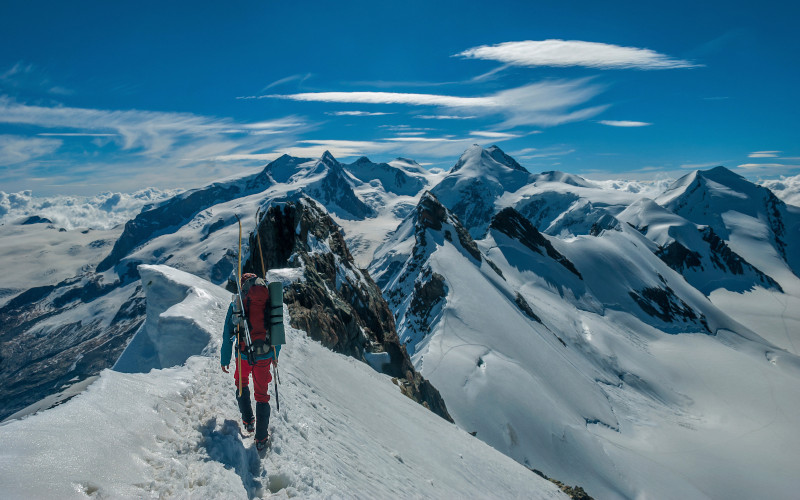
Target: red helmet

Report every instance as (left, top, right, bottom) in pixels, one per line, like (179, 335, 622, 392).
(241, 272, 257, 285)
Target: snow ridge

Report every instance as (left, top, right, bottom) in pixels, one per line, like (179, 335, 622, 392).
(0, 264, 562, 499)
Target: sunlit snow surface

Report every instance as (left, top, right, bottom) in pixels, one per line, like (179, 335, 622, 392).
(0, 265, 561, 499)
(392, 226, 800, 499)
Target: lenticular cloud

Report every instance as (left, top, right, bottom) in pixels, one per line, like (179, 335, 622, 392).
(456, 40, 700, 70)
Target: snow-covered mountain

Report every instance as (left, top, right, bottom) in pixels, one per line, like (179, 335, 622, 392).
(370, 184, 800, 498)
(1, 265, 563, 499)
(430, 144, 534, 238)
(657, 167, 800, 287)
(3, 145, 800, 499)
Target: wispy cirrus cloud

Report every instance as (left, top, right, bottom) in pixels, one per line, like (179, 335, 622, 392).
(748, 150, 781, 158)
(260, 73, 313, 92)
(0, 96, 304, 158)
(253, 79, 607, 128)
(274, 134, 492, 161)
(326, 111, 393, 116)
(469, 131, 520, 139)
(0, 62, 72, 95)
(599, 120, 652, 127)
(0, 96, 308, 193)
(0, 135, 62, 166)
(455, 40, 700, 70)
(416, 114, 477, 120)
(736, 163, 800, 173)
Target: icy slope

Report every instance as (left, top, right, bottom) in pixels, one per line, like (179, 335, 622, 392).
(0, 264, 563, 499)
(372, 192, 800, 499)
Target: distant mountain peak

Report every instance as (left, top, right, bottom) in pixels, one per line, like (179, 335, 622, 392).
(354, 156, 372, 165)
(394, 157, 420, 165)
(320, 150, 338, 165)
(534, 170, 595, 188)
(450, 144, 528, 175)
(487, 145, 528, 172)
(699, 165, 741, 180)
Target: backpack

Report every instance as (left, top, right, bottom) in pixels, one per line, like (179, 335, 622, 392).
(240, 276, 271, 353)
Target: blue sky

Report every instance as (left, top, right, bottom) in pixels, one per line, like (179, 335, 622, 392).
(1, 0, 798, 195)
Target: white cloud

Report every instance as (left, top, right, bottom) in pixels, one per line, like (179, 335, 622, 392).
(0, 96, 304, 158)
(0, 96, 309, 194)
(37, 133, 118, 137)
(469, 131, 519, 139)
(263, 79, 607, 128)
(748, 151, 781, 158)
(736, 163, 799, 171)
(599, 120, 652, 127)
(266, 90, 495, 107)
(212, 153, 284, 162)
(276, 135, 487, 161)
(416, 115, 477, 120)
(1, 62, 73, 95)
(455, 40, 700, 70)
(510, 146, 576, 160)
(260, 73, 313, 92)
(734, 163, 800, 178)
(385, 137, 462, 143)
(759, 174, 800, 206)
(0, 135, 62, 166)
(326, 111, 393, 116)
(0, 187, 182, 229)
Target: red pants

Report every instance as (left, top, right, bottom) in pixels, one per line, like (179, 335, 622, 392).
(233, 358, 273, 403)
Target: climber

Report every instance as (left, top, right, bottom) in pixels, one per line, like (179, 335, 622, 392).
(221, 272, 280, 452)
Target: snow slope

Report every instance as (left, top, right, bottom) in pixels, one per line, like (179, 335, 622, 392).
(0, 265, 563, 499)
(372, 192, 800, 499)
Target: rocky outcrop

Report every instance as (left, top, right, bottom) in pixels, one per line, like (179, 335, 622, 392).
(628, 285, 711, 333)
(245, 198, 452, 422)
(418, 192, 481, 262)
(701, 227, 781, 289)
(491, 207, 582, 278)
(655, 240, 703, 273)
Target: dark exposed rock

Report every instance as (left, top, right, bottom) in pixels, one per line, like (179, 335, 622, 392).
(589, 213, 621, 236)
(656, 241, 703, 272)
(654, 227, 782, 293)
(628, 286, 711, 333)
(20, 215, 52, 225)
(490, 207, 582, 279)
(409, 271, 447, 327)
(514, 292, 542, 323)
(245, 198, 452, 422)
(701, 227, 781, 290)
(530, 468, 595, 500)
(418, 191, 481, 262)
